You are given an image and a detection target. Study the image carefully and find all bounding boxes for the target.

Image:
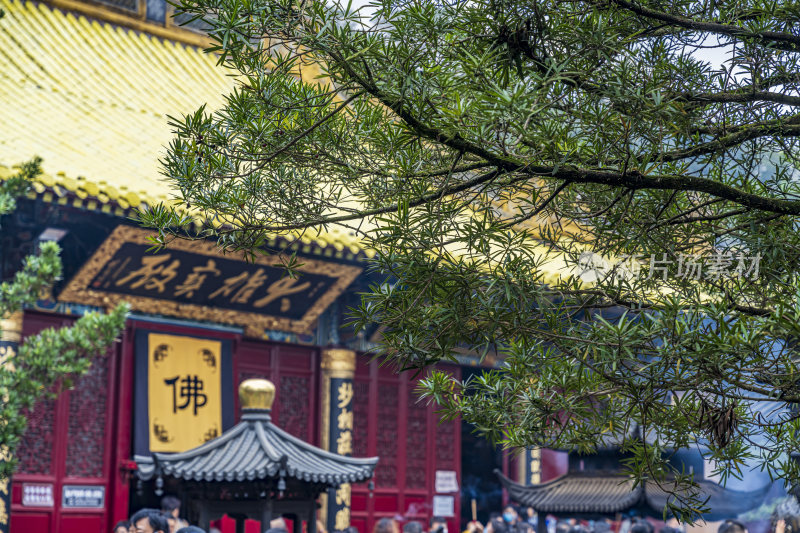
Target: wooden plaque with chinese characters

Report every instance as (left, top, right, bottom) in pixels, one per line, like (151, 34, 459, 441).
(59, 225, 363, 336)
(133, 330, 234, 455)
(147, 333, 222, 452)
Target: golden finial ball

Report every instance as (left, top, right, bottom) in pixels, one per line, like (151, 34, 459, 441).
(239, 378, 276, 410)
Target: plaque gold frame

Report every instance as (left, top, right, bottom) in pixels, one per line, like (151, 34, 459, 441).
(59, 225, 363, 337)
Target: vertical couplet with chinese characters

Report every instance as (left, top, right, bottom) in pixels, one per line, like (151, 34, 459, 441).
(320, 348, 357, 532)
(0, 312, 22, 533)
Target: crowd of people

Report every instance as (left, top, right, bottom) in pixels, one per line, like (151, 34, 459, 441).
(110, 496, 204, 533)
(112, 495, 342, 533)
(112, 497, 800, 533)
(369, 498, 800, 533)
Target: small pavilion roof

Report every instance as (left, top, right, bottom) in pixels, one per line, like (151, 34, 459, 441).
(137, 380, 378, 486)
(496, 469, 770, 520)
(497, 470, 641, 514)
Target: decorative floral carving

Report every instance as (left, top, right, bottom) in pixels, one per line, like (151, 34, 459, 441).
(66, 354, 109, 478)
(435, 416, 456, 467)
(17, 399, 55, 475)
(277, 375, 310, 440)
(352, 380, 370, 457)
(405, 384, 428, 488)
(375, 384, 398, 487)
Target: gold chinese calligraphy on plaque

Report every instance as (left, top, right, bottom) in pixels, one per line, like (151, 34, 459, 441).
(148, 333, 222, 452)
(59, 225, 363, 336)
(0, 447, 10, 531)
(336, 382, 354, 456)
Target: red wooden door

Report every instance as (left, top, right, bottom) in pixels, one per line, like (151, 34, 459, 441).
(11, 310, 120, 533)
(350, 355, 461, 533)
(235, 339, 319, 443)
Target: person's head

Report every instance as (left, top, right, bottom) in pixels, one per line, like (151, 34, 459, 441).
(630, 520, 654, 533)
(405, 521, 424, 533)
(502, 507, 518, 525)
(430, 517, 448, 533)
(719, 521, 747, 533)
(131, 509, 169, 533)
(490, 519, 508, 533)
(176, 528, 206, 533)
(161, 496, 182, 519)
(113, 520, 130, 533)
(375, 518, 399, 533)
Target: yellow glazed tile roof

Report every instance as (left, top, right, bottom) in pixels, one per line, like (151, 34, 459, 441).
(0, 0, 365, 256)
(0, 0, 594, 275)
(0, 0, 231, 208)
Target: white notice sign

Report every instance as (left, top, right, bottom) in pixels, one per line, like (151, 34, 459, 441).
(62, 485, 105, 508)
(432, 495, 455, 517)
(22, 483, 53, 507)
(435, 470, 459, 493)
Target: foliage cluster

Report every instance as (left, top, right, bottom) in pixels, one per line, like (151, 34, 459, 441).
(145, 0, 800, 517)
(0, 159, 127, 477)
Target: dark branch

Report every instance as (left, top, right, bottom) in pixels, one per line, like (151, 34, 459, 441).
(607, 0, 800, 52)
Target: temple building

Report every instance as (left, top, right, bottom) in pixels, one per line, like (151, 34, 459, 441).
(135, 378, 380, 531)
(497, 434, 773, 527)
(0, 1, 567, 531)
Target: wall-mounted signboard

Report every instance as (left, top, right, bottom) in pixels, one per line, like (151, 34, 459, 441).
(22, 484, 53, 507)
(62, 485, 105, 509)
(134, 330, 234, 455)
(432, 495, 455, 518)
(435, 470, 459, 493)
(60, 225, 362, 336)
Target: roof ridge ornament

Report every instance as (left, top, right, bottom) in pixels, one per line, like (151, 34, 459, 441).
(239, 378, 276, 413)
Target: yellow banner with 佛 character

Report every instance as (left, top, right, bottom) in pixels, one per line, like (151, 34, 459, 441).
(147, 333, 222, 452)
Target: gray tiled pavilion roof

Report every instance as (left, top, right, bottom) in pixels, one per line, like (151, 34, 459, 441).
(497, 470, 641, 514)
(497, 470, 770, 519)
(137, 410, 378, 486)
